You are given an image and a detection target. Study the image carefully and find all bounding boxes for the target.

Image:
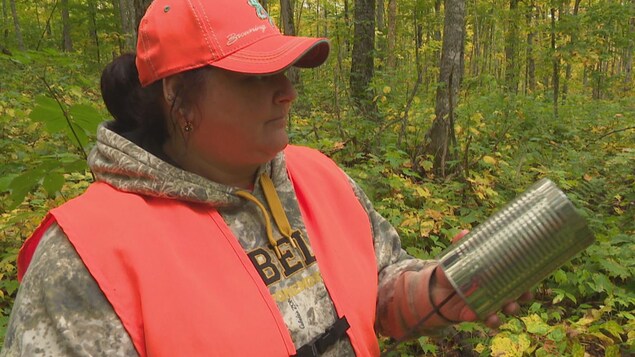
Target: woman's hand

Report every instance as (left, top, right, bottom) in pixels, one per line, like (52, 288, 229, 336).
(430, 230, 533, 329)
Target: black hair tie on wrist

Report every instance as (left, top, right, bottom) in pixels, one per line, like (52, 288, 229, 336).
(428, 266, 462, 324)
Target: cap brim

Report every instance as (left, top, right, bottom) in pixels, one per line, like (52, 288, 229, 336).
(209, 35, 330, 75)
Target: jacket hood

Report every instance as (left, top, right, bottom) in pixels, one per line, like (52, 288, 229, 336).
(87, 122, 284, 208)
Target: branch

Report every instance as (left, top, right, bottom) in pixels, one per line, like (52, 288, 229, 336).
(585, 126, 635, 148)
(40, 75, 95, 181)
(37, 1, 59, 51)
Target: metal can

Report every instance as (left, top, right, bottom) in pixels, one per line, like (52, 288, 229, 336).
(437, 178, 595, 319)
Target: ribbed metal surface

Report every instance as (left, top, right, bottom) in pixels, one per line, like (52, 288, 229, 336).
(437, 178, 595, 319)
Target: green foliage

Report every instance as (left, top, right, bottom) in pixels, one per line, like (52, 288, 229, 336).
(296, 75, 634, 355)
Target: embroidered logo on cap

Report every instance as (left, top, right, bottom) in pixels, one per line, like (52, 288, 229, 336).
(248, 0, 274, 26)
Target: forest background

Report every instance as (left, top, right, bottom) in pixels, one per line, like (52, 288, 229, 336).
(0, 0, 633, 355)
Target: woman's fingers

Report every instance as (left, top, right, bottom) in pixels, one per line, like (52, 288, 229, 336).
(451, 229, 469, 243)
(484, 314, 502, 329)
(518, 291, 534, 303)
(502, 302, 521, 315)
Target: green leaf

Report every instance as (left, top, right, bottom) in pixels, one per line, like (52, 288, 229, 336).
(589, 273, 614, 294)
(547, 326, 567, 342)
(29, 96, 66, 133)
(69, 104, 103, 134)
(62, 158, 89, 173)
(600, 259, 631, 279)
(0, 174, 17, 193)
(7, 169, 44, 209)
(42, 172, 65, 197)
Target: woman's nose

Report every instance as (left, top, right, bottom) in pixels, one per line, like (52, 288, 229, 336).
(273, 73, 297, 104)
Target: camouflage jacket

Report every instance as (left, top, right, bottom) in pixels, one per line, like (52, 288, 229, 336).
(1, 124, 432, 356)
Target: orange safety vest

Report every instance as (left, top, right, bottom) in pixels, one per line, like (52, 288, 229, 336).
(18, 145, 380, 357)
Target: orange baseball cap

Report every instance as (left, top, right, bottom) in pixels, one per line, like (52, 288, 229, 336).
(136, 0, 330, 86)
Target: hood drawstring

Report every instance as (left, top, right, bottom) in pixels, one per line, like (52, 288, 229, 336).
(236, 173, 300, 259)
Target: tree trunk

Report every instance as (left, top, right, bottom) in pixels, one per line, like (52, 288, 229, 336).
(61, 0, 73, 51)
(88, 0, 100, 62)
(134, 0, 152, 31)
(433, 0, 442, 62)
(376, 0, 384, 66)
(280, 0, 299, 85)
(118, 0, 136, 52)
(525, 2, 536, 94)
(423, 0, 466, 177)
(624, 0, 633, 89)
(470, 0, 480, 77)
(505, 0, 519, 92)
(562, 0, 581, 101)
(2, 0, 8, 45)
(344, 0, 351, 53)
(551, 7, 559, 118)
(376, 0, 384, 34)
(386, 0, 396, 69)
(350, 0, 379, 121)
(9, 0, 23, 50)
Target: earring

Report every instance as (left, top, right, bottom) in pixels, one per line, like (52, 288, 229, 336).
(184, 122, 193, 132)
(166, 94, 175, 103)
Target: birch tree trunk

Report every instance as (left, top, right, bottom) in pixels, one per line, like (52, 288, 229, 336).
(423, 0, 466, 177)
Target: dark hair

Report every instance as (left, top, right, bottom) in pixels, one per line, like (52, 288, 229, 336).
(100, 53, 209, 153)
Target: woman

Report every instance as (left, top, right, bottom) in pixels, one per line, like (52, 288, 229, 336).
(2, 0, 526, 356)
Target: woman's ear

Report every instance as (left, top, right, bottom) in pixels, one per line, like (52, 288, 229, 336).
(162, 76, 178, 107)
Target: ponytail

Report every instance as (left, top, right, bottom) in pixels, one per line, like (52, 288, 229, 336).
(100, 53, 168, 149)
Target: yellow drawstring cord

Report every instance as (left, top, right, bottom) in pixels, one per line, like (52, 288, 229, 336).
(259, 174, 299, 249)
(235, 190, 283, 259)
(235, 173, 300, 259)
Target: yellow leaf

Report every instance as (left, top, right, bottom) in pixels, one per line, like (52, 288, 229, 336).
(383, 86, 391, 94)
(589, 331, 614, 344)
(583, 174, 593, 181)
(521, 314, 551, 335)
(414, 186, 431, 198)
(425, 209, 443, 221)
(483, 155, 498, 165)
(420, 220, 435, 237)
(490, 333, 531, 357)
(469, 127, 480, 135)
(332, 141, 345, 151)
(400, 217, 418, 228)
(471, 111, 484, 123)
(7, 108, 15, 117)
(474, 344, 486, 354)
